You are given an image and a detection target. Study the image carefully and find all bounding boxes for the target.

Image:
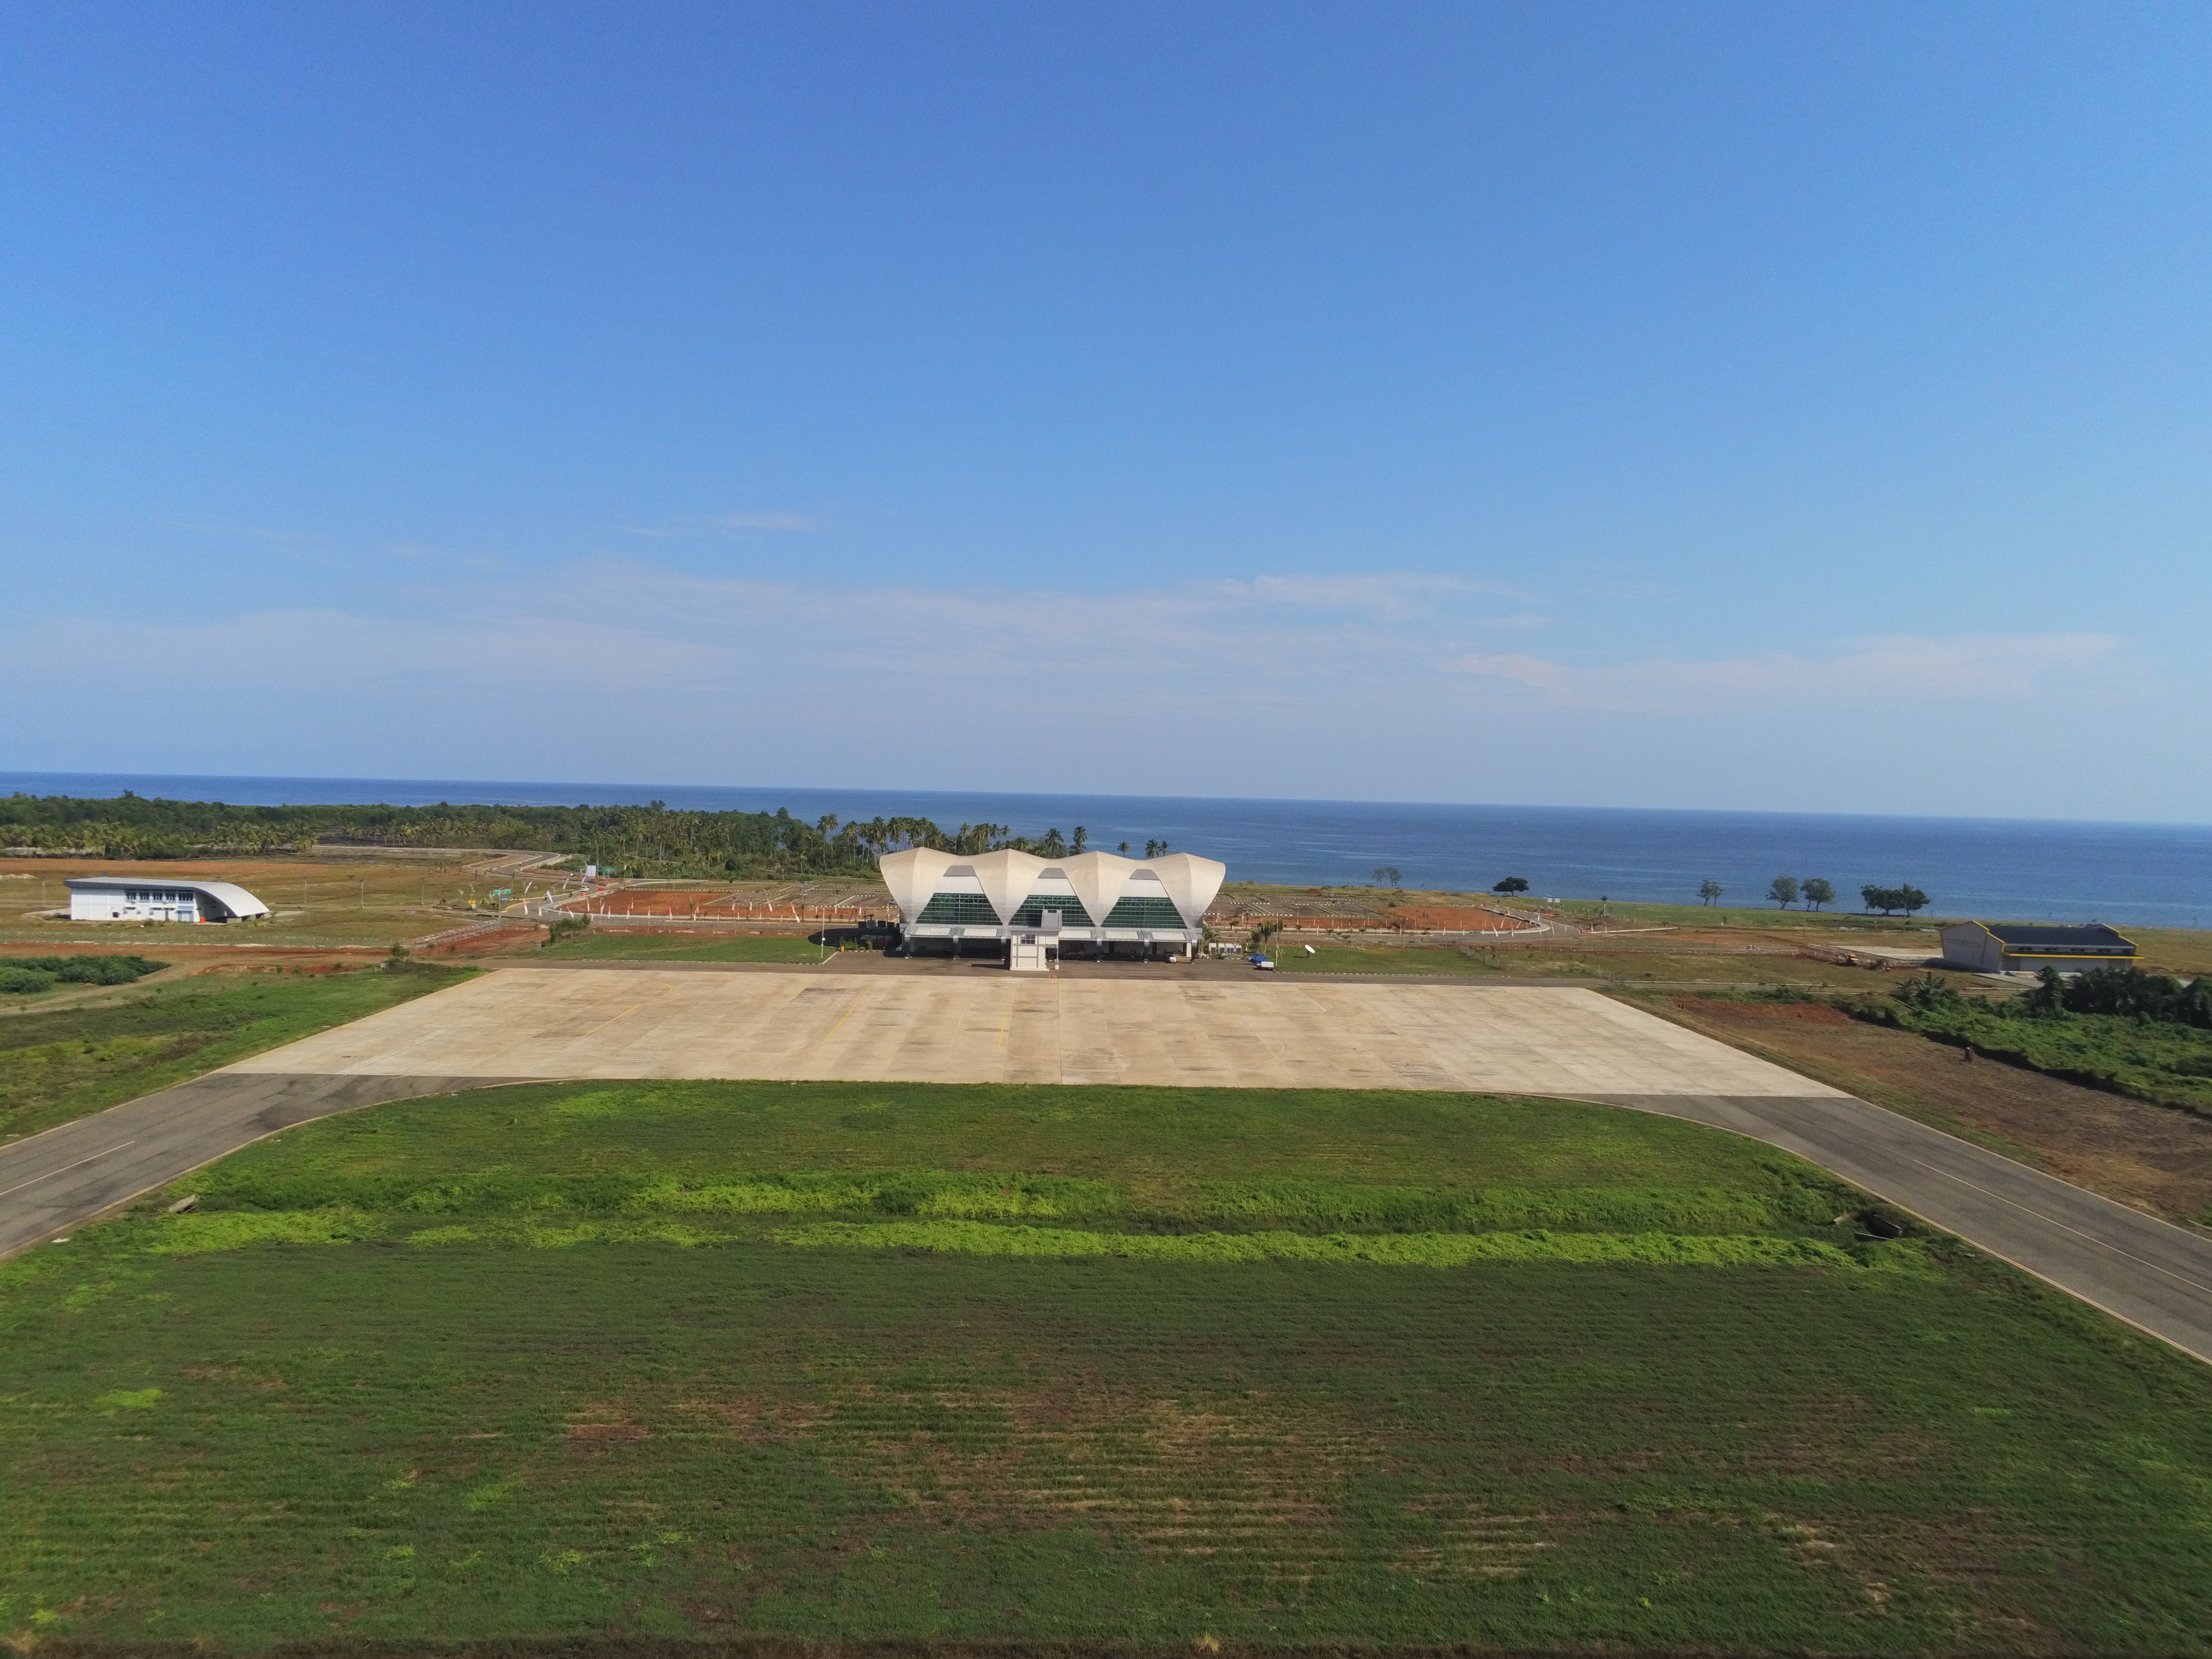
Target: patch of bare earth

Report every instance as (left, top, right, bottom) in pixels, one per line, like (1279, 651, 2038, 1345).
(685, 1382, 1548, 1584)
(1653, 995, 2212, 1224)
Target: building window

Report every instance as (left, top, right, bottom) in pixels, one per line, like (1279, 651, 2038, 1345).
(916, 892, 1002, 925)
(1103, 895, 1187, 928)
(1011, 893, 1094, 926)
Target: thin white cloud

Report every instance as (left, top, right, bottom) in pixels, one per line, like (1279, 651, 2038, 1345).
(561, 562, 1493, 685)
(13, 561, 2128, 791)
(13, 564, 2181, 816)
(716, 511, 822, 532)
(619, 511, 825, 538)
(1205, 572, 1528, 615)
(1443, 633, 2119, 711)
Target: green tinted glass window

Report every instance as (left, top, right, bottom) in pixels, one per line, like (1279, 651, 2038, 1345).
(1102, 895, 1187, 928)
(1012, 893, 1094, 926)
(916, 892, 1002, 925)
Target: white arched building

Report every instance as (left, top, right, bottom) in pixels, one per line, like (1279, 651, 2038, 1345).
(880, 847, 1226, 959)
(64, 876, 271, 924)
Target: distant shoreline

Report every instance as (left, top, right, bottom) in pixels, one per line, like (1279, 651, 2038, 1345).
(5, 771, 2208, 928)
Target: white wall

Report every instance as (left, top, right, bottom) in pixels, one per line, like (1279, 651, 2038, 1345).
(69, 885, 202, 923)
(1937, 925, 2003, 971)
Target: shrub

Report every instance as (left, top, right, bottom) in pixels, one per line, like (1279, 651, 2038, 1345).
(0, 966, 56, 995)
(1891, 972, 1967, 1013)
(0, 955, 164, 986)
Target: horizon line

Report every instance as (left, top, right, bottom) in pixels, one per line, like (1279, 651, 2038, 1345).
(3, 769, 2208, 836)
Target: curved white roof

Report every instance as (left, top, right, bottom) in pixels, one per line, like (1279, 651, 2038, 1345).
(65, 876, 271, 918)
(879, 847, 1225, 927)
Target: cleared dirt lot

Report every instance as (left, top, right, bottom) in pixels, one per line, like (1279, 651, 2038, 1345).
(226, 969, 1838, 1095)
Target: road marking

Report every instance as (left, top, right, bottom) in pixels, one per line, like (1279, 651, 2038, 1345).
(1905, 1153, 2212, 1299)
(813, 995, 861, 1048)
(0, 1142, 138, 1201)
(578, 1002, 644, 1038)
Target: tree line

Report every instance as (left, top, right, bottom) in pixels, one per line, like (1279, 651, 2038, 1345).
(1894, 964, 2212, 1033)
(2011, 963, 2212, 1028)
(1694, 877, 1928, 915)
(0, 793, 1173, 880)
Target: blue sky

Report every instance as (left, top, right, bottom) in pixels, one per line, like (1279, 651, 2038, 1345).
(5, 2, 2209, 820)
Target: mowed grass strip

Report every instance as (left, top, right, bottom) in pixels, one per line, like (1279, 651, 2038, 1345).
(0, 966, 472, 1142)
(1275, 943, 1503, 975)
(537, 932, 828, 963)
(181, 1079, 1798, 1181)
(2, 1081, 2210, 1652)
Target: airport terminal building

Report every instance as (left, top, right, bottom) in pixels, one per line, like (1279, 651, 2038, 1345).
(65, 876, 271, 924)
(880, 848, 1226, 961)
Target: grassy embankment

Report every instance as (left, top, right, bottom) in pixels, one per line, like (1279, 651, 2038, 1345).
(0, 966, 471, 1143)
(5, 1081, 2211, 1652)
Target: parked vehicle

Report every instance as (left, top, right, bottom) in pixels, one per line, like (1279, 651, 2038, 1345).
(1250, 954, 1275, 971)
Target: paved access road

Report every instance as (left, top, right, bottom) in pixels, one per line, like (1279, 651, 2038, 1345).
(1599, 1091, 2212, 1364)
(0, 1073, 527, 1262)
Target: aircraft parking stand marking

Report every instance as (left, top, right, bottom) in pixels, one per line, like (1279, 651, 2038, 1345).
(223, 968, 1841, 1097)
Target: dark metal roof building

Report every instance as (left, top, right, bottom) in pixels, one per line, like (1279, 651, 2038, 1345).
(1939, 920, 2137, 973)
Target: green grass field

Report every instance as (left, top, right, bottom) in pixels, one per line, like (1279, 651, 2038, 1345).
(6, 1079, 2211, 1653)
(538, 931, 831, 964)
(0, 966, 472, 1144)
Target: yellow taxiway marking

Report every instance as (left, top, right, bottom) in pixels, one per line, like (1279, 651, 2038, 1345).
(579, 1002, 644, 1038)
(814, 994, 861, 1047)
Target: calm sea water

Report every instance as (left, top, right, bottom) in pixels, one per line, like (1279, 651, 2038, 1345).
(6, 771, 2209, 928)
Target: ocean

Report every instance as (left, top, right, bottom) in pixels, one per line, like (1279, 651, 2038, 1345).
(5, 771, 2208, 929)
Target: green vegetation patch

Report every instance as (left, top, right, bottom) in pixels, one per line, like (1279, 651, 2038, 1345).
(168, 1079, 1855, 1236)
(769, 1217, 1860, 1268)
(6, 1078, 2212, 1652)
(0, 965, 473, 1142)
(0, 955, 165, 995)
(1859, 971, 2212, 1115)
